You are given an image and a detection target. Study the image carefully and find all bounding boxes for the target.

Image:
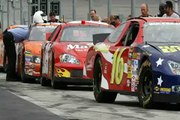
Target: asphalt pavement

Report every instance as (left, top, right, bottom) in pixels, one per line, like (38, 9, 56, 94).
(0, 87, 65, 120)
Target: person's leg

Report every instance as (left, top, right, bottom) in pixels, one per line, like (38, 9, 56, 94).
(3, 32, 17, 80)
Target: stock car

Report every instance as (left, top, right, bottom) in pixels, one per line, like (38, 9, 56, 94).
(40, 20, 115, 88)
(83, 17, 180, 108)
(15, 23, 60, 82)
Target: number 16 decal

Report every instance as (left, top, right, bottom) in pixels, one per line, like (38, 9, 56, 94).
(111, 48, 126, 85)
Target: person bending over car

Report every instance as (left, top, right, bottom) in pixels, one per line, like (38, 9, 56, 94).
(3, 26, 29, 81)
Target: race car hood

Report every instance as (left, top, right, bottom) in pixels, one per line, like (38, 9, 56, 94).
(53, 42, 93, 59)
(24, 41, 43, 56)
(140, 43, 180, 61)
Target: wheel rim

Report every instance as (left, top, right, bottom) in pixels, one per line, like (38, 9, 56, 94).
(142, 70, 152, 99)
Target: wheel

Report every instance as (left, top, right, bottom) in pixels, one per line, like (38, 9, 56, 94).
(93, 57, 117, 103)
(40, 76, 50, 86)
(138, 59, 154, 108)
(21, 56, 28, 83)
(50, 53, 67, 89)
(50, 54, 59, 89)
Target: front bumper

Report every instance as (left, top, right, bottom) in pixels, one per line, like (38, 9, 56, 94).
(53, 76, 92, 85)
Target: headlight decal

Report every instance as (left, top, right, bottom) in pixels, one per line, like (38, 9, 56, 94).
(59, 54, 80, 64)
(168, 60, 180, 75)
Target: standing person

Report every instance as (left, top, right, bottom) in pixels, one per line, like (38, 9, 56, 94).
(48, 12, 61, 23)
(89, 9, 101, 21)
(162, 1, 179, 18)
(3, 25, 29, 81)
(139, 3, 152, 17)
(109, 15, 121, 27)
(156, 3, 166, 17)
(114, 15, 121, 28)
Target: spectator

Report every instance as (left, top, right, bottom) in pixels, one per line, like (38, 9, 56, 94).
(89, 9, 101, 21)
(92, 15, 100, 21)
(156, 3, 166, 17)
(109, 15, 116, 26)
(108, 15, 121, 27)
(139, 3, 152, 17)
(162, 1, 179, 18)
(3, 25, 29, 81)
(101, 17, 110, 24)
(48, 12, 61, 23)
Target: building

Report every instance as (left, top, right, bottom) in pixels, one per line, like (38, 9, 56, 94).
(0, 0, 179, 30)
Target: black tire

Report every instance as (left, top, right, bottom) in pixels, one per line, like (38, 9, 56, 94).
(51, 54, 59, 89)
(40, 76, 50, 86)
(93, 57, 117, 103)
(138, 59, 154, 108)
(50, 54, 67, 89)
(21, 56, 28, 83)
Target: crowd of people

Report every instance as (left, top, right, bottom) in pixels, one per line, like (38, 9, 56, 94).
(90, 0, 180, 28)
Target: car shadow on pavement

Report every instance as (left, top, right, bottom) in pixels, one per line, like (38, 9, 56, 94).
(114, 101, 180, 111)
(58, 85, 93, 91)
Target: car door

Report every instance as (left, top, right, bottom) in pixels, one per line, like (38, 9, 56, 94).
(110, 21, 140, 92)
(42, 25, 61, 79)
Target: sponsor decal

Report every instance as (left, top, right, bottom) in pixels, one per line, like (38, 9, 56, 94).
(131, 75, 137, 92)
(127, 79, 131, 87)
(127, 65, 132, 79)
(154, 86, 160, 92)
(159, 46, 180, 53)
(67, 44, 88, 50)
(132, 53, 141, 59)
(160, 88, 171, 92)
(56, 68, 70, 77)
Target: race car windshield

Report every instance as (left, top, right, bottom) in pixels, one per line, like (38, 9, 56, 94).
(144, 22, 180, 43)
(28, 26, 57, 41)
(60, 26, 114, 42)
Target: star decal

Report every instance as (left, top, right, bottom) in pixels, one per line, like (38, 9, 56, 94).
(156, 58, 164, 67)
(157, 76, 163, 86)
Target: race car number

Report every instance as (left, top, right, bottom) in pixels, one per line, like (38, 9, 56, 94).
(159, 46, 180, 53)
(111, 48, 126, 85)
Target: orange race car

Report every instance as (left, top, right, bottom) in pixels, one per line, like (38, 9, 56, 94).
(15, 23, 61, 82)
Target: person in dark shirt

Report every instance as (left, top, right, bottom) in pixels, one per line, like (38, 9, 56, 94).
(156, 3, 166, 17)
(48, 12, 61, 23)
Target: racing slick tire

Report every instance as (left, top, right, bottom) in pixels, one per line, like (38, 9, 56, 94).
(93, 57, 117, 103)
(138, 59, 154, 108)
(40, 76, 50, 86)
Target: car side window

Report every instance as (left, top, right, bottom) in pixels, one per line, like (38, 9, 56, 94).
(108, 23, 126, 43)
(121, 22, 139, 46)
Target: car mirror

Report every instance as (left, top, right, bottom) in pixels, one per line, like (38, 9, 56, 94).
(93, 33, 110, 45)
(46, 32, 51, 41)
